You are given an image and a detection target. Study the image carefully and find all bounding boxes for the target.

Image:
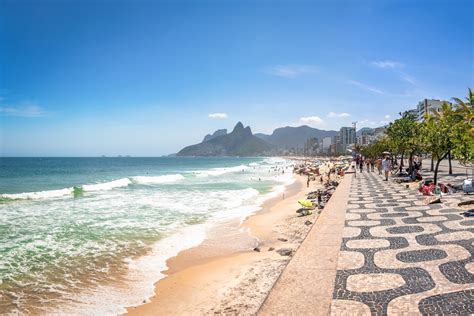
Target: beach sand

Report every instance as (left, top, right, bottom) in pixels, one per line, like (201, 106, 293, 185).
(126, 171, 327, 315)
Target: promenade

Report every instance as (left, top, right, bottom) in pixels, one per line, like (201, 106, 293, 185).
(261, 166, 473, 315)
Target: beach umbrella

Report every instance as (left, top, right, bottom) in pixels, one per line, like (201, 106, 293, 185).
(298, 199, 313, 209)
(382, 151, 391, 155)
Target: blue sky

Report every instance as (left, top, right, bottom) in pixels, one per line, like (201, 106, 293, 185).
(1, 0, 472, 156)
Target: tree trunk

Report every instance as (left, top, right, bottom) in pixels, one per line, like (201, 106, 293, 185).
(434, 153, 448, 185)
(400, 153, 404, 173)
(408, 151, 415, 178)
(430, 156, 434, 172)
(448, 150, 453, 175)
(434, 159, 441, 185)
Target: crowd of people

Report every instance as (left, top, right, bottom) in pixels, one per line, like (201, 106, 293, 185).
(354, 155, 424, 182)
(355, 155, 391, 180)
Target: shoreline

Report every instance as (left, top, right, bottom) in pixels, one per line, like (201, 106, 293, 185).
(125, 169, 322, 315)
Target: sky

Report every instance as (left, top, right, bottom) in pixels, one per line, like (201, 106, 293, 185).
(0, 0, 473, 156)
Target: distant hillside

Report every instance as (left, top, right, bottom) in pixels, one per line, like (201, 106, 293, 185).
(177, 122, 275, 156)
(356, 127, 374, 136)
(202, 129, 227, 142)
(255, 125, 338, 149)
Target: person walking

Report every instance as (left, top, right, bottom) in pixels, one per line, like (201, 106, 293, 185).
(376, 158, 382, 175)
(366, 159, 371, 172)
(359, 157, 364, 172)
(370, 159, 375, 172)
(382, 156, 391, 181)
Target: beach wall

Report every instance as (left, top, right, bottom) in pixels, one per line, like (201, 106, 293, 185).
(259, 173, 353, 315)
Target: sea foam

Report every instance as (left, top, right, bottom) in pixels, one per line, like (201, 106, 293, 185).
(132, 174, 185, 184)
(193, 164, 249, 177)
(82, 178, 132, 191)
(0, 174, 187, 201)
(54, 224, 208, 315)
(0, 187, 74, 200)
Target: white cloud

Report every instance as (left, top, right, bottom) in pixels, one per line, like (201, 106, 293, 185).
(0, 105, 45, 117)
(384, 114, 391, 119)
(399, 72, 416, 85)
(359, 119, 377, 127)
(208, 113, 228, 119)
(299, 116, 325, 127)
(328, 112, 350, 118)
(380, 120, 390, 125)
(265, 64, 318, 78)
(371, 60, 416, 86)
(348, 80, 384, 95)
(371, 60, 404, 69)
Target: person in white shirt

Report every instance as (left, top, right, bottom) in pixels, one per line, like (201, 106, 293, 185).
(382, 156, 391, 181)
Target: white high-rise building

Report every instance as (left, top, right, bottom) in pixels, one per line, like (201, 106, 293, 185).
(339, 127, 356, 153)
(416, 99, 446, 121)
(404, 108, 418, 118)
(322, 137, 332, 150)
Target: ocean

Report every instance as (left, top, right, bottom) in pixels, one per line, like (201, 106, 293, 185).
(0, 157, 294, 314)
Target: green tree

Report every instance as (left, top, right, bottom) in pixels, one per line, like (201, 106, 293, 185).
(451, 88, 474, 166)
(354, 144, 362, 155)
(359, 138, 390, 160)
(422, 102, 465, 184)
(385, 112, 419, 172)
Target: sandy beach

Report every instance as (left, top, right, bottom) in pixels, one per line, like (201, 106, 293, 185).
(126, 162, 335, 315)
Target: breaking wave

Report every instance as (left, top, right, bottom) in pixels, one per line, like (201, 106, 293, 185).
(1, 174, 185, 200)
(0, 187, 74, 200)
(82, 178, 132, 192)
(131, 174, 185, 184)
(193, 165, 249, 177)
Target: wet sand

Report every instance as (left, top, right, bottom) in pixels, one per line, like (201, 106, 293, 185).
(126, 172, 325, 315)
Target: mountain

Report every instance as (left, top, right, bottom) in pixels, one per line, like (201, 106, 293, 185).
(356, 127, 374, 136)
(177, 122, 275, 156)
(202, 129, 227, 142)
(255, 125, 338, 149)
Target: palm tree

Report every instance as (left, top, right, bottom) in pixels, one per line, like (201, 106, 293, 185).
(452, 88, 474, 136)
(451, 88, 474, 168)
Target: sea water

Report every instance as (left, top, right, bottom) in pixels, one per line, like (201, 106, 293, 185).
(0, 157, 294, 314)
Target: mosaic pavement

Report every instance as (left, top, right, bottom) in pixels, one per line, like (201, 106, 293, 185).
(330, 171, 474, 315)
